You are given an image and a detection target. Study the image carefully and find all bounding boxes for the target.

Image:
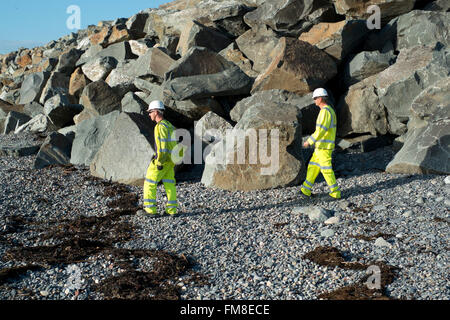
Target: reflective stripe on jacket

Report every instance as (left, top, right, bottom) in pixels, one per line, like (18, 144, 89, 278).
(155, 119, 177, 165)
(307, 105, 337, 150)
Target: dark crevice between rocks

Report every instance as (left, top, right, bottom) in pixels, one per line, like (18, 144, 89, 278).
(303, 246, 400, 300)
(0, 171, 207, 299)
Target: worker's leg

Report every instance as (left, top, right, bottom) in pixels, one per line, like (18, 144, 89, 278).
(301, 150, 321, 196)
(317, 149, 341, 199)
(162, 164, 178, 215)
(143, 162, 159, 214)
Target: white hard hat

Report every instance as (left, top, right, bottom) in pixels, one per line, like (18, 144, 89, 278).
(147, 100, 165, 112)
(312, 88, 329, 99)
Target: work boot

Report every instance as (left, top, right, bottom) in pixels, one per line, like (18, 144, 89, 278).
(138, 209, 160, 218)
(329, 190, 341, 199)
(300, 187, 311, 197)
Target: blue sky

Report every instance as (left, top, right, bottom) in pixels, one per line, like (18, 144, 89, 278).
(0, 0, 170, 54)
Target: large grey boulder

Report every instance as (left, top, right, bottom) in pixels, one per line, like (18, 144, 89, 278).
(344, 50, 395, 86)
(34, 132, 73, 169)
(164, 65, 253, 101)
(172, 98, 227, 123)
(90, 112, 156, 185)
(376, 44, 449, 135)
(219, 42, 258, 78)
(165, 46, 234, 81)
(43, 94, 83, 128)
(121, 92, 147, 114)
(201, 102, 305, 191)
(79, 80, 121, 116)
(70, 110, 120, 166)
(230, 90, 319, 134)
(195, 111, 233, 144)
(19, 72, 50, 104)
(424, 0, 450, 12)
(55, 48, 83, 75)
(244, 0, 336, 36)
(126, 47, 175, 81)
(386, 120, 450, 174)
(39, 72, 70, 105)
(81, 56, 118, 82)
(298, 19, 369, 62)
(105, 61, 137, 98)
(176, 20, 232, 56)
(95, 41, 137, 61)
(396, 10, 450, 50)
(332, 0, 416, 22)
(338, 44, 450, 137)
(23, 102, 44, 118)
(408, 78, 450, 130)
(235, 25, 280, 73)
(251, 38, 337, 96)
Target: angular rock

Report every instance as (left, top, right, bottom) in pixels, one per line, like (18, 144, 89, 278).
(386, 120, 450, 174)
(73, 108, 98, 125)
(69, 67, 91, 99)
(2, 111, 32, 134)
(95, 41, 137, 62)
(23, 101, 44, 118)
(121, 92, 147, 114)
(34, 132, 73, 169)
(235, 25, 280, 73)
(19, 72, 51, 104)
(344, 50, 395, 86)
(55, 48, 83, 75)
(107, 24, 132, 46)
(75, 45, 103, 67)
(81, 56, 118, 82)
(409, 78, 450, 130)
(43, 94, 83, 128)
(396, 10, 450, 50)
(126, 12, 150, 34)
(376, 45, 449, 135)
(90, 112, 156, 185)
(79, 80, 121, 116)
(219, 42, 258, 78)
(165, 46, 234, 81)
(177, 20, 232, 56)
(201, 102, 305, 191)
(129, 38, 156, 57)
(230, 90, 319, 134)
(173, 98, 227, 123)
(195, 111, 233, 144)
(89, 27, 112, 47)
(424, 0, 450, 12)
(339, 44, 450, 137)
(164, 64, 253, 100)
(374, 237, 392, 248)
(337, 75, 388, 137)
(251, 38, 337, 95)
(126, 47, 175, 81)
(298, 20, 369, 62)
(332, 0, 415, 22)
(70, 111, 120, 166)
(244, 0, 334, 36)
(39, 72, 70, 105)
(14, 114, 51, 134)
(105, 61, 137, 98)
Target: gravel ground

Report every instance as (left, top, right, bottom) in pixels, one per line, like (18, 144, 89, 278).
(0, 132, 449, 300)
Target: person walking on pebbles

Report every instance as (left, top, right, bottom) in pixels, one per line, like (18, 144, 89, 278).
(142, 100, 179, 217)
(301, 88, 341, 199)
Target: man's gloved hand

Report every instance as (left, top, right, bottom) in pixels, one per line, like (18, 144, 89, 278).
(157, 165, 163, 171)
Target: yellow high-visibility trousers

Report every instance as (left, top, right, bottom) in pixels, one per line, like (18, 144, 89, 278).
(143, 161, 178, 215)
(301, 149, 341, 199)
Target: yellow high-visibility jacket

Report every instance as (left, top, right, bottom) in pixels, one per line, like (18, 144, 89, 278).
(154, 119, 178, 166)
(307, 105, 337, 150)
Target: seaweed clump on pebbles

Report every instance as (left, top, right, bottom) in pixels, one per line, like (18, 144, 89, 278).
(0, 173, 202, 299)
(303, 246, 400, 300)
